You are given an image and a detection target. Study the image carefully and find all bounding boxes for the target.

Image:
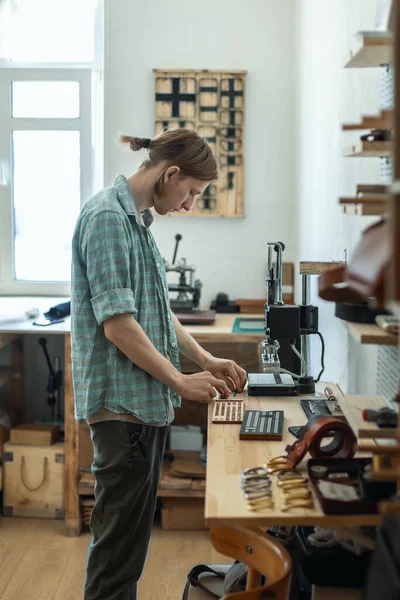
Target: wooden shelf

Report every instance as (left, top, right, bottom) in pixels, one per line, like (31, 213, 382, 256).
(158, 487, 205, 499)
(340, 319, 398, 345)
(342, 110, 392, 131)
(339, 195, 388, 216)
(78, 460, 206, 499)
(338, 394, 394, 439)
(343, 140, 393, 157)
(344, 32, 393, 68)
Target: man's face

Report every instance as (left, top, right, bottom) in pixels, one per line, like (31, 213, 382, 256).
(153, 167, 210, 215)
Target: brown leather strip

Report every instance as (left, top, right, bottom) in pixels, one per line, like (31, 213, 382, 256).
(283, 417, 357, 469)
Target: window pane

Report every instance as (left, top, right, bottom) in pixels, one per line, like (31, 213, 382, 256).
(12, 82, 80, 118)
(0, 0, 97, 63)
(13, 131, 80, 282)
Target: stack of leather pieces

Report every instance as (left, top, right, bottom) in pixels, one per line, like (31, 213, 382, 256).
(159, 450, 206, 491)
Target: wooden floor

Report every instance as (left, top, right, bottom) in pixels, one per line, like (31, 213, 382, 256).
(0, 518, 227, 600)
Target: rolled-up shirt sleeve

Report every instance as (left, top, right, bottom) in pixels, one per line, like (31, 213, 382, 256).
(82, 210, 138, 325)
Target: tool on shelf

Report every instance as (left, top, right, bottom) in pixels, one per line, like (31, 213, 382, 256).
(164, 234, 216, 324)
(164, 233, 202, 312)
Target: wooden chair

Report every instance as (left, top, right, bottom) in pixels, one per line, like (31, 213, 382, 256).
(183, 527, 291, 599)
(210, 527, 291, 599)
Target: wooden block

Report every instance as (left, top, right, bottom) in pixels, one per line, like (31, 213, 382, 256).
(343, 140, 393, 157)
(78, 470, 95, 495)
(340, 321, 398, 345)
(3, 442, 64, 519)
(340, 195, 388, 216)
(212, 401, 244, 423)
(342, 110, 392, 131)
(161, 497, 206, 530)
(344, 32, 392, 68)
(300, 262, 345, 275)
(9, 424, 59, 446)
(357, 184, 388, 195)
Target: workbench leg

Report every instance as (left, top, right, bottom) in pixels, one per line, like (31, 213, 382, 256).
(10, 337, 24, 423)
(64, 333, 81, 536)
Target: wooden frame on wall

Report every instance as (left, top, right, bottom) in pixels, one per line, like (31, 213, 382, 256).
(154, 69, 246, 218)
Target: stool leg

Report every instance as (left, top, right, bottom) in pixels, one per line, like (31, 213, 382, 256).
(246, 568, 261, 590)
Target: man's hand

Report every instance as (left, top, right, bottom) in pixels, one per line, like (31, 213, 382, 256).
(175, 372, 231, 404)
(202, 356, 247, 394)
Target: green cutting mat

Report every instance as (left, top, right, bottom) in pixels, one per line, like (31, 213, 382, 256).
(232, 317, 265, 333)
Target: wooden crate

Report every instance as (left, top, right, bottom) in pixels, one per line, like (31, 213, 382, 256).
(3, 442, 64, 519)
(154, 69, 246, 218)
(161, 497, 206, 530)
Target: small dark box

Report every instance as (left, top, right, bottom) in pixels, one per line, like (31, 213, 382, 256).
(267, 305, 300, 339)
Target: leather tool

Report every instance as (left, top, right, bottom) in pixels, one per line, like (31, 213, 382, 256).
(269, 417, 357, 471)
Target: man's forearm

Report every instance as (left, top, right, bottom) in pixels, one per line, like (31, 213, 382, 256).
(171, 312, 211, 369)
(104, 314, 183, 391)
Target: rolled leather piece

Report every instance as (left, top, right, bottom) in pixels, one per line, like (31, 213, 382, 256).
(283, 417, 357, 469)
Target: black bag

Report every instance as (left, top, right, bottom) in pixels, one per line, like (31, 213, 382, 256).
(364, 515, 400, 600)
(182, 561, 248, 599)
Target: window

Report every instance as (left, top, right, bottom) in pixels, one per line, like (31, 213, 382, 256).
(0, 0, 103, 295)
(0, 0, 97, 63)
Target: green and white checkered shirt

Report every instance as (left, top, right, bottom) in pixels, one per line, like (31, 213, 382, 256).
(71, 174, 181, 423)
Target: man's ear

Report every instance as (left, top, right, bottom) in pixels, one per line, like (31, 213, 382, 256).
(164, 166, 180, 182)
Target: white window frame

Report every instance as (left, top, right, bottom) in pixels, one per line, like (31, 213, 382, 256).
(0, 1, 103, 296)
(0, 68, 92, 295)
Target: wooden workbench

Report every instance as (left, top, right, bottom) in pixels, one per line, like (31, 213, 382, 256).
(206, 384, 383, 528)
(0, 297, 264, 535)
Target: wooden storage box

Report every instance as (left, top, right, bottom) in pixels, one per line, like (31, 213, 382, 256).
(3, 442, 64, 519)
(10, 424, 59, 446)
(161, 498, 206, 530)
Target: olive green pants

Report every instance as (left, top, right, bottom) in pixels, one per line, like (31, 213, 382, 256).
(84, 421, 169, 600)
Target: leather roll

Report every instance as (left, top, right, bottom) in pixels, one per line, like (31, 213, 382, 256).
(284, 417, 357, 469)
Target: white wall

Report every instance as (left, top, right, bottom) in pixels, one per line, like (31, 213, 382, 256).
(295, 0, 385, 394)
(104, 0, 298, 309)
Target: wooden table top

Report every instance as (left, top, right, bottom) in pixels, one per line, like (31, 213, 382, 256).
(205, 383, 382, 528)
(0, 296, 264, 341)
